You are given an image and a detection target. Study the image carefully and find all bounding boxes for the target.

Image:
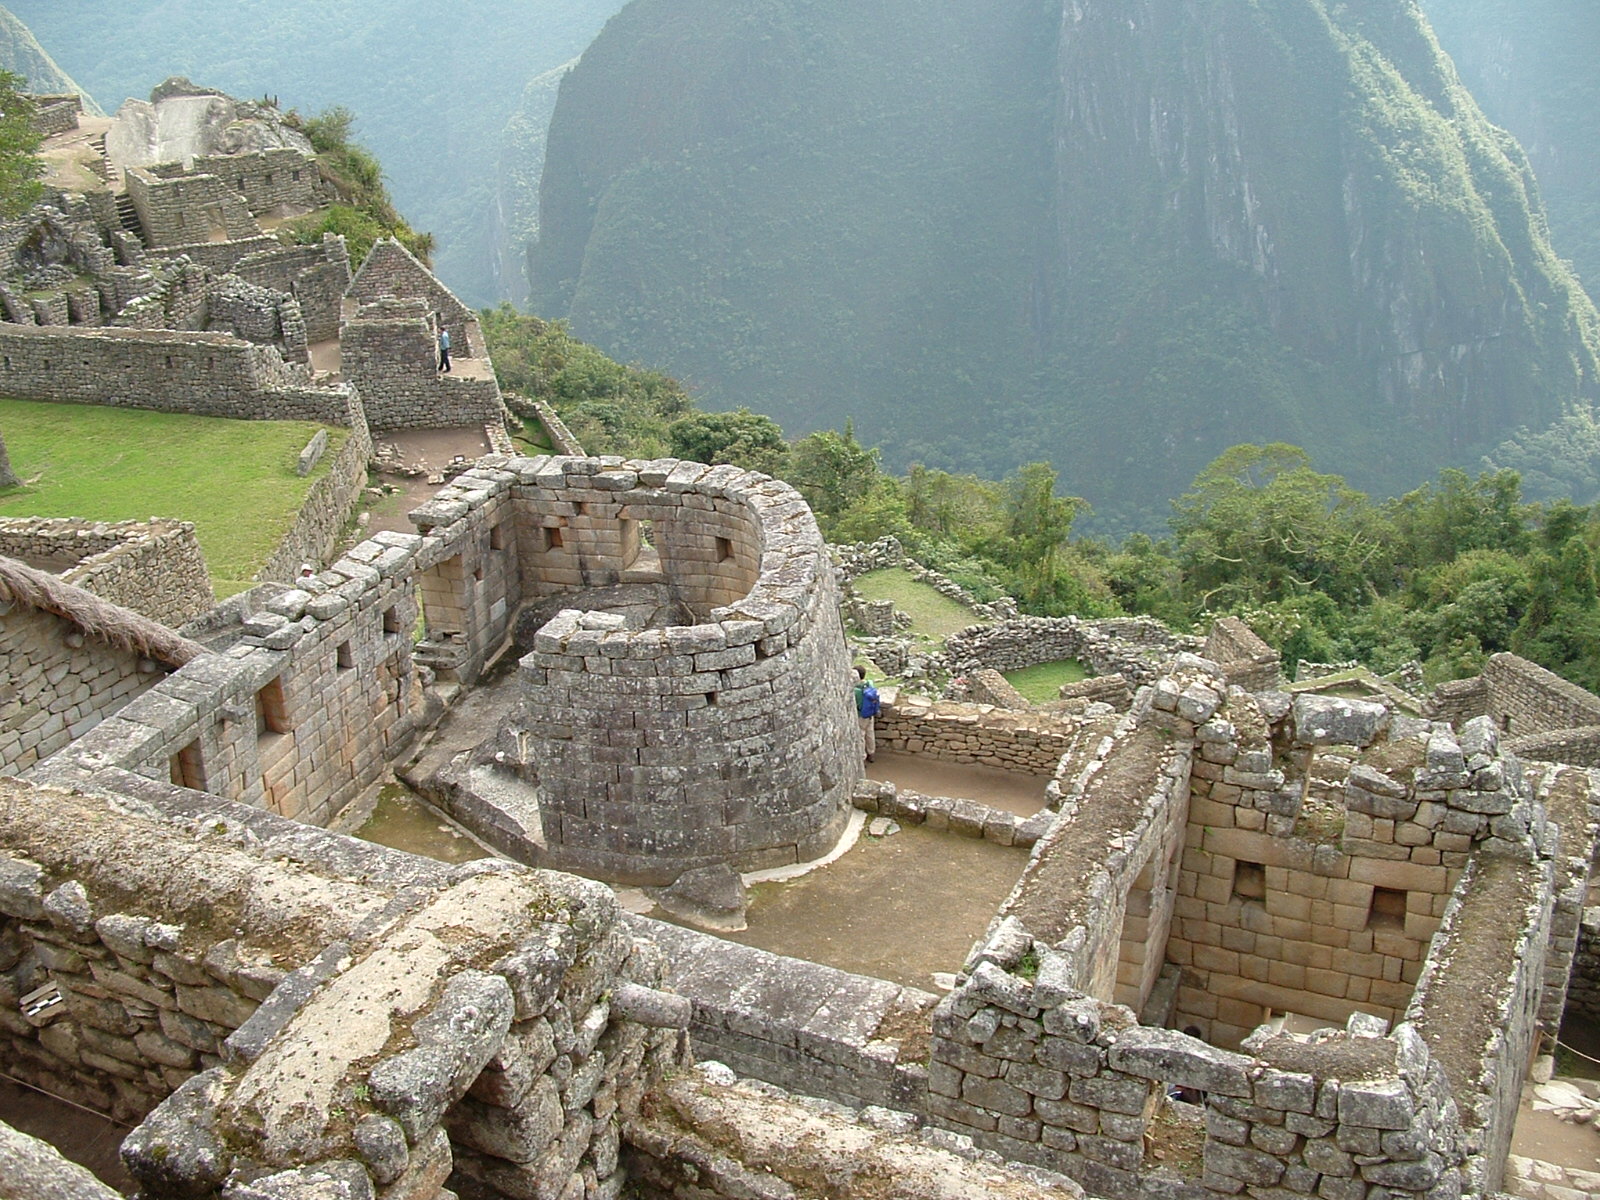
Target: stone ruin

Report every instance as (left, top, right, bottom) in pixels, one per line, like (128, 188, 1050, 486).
(419, 457, 861, 886)
(2, 77, 1600, 1200)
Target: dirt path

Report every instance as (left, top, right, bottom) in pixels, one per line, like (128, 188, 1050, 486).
(691, 823, 1028, 991)
(359, 426, 496, 538)
(867, 750, 1049, 817)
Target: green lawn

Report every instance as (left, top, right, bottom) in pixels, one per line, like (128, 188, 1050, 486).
(851, 567, 979, 639)
(0, 398, 350, 597)
(1004, 659, 1089, 703)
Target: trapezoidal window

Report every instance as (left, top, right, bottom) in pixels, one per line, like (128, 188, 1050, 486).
(489, 522, 506, 551)
(1368, 887, 1407, 931)
(541, 526, 564, 551)
(1231, 861, 1266, 902)
(336, 640, 355, 670)
(383, 606, 402, 637)
(256, 677, 290, 736)
(715, 536, 735, 563)
(169, 740, 206, 790)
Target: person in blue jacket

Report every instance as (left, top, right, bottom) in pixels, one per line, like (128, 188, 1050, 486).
(853, 665, 880, 763)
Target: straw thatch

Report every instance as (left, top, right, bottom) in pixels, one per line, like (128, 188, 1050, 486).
(0, 554, 210, 667)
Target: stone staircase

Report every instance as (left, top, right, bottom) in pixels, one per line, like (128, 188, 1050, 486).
(113, 193, 141, 237)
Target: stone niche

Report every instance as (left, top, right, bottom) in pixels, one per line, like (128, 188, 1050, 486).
(418, 456, 863, 887)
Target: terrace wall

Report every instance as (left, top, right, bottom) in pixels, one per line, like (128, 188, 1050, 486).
(0, 517, 212, 626)
(0, 325, 356, 426)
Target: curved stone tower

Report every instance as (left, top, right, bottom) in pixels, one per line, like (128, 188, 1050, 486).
(466, 456, 861, 885)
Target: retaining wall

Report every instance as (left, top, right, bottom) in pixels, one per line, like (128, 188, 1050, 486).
(0, 517, 212, 625)
(0, 325, 356, 426)
(946, 616, 1198, 690)
(0, 775, 686, 1199)
(874, 690, 1079, 776)
(256, 413, 372, 585)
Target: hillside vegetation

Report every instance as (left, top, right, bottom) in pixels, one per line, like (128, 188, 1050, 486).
(1424, 0, 1600, 292)
(530, 0, 1600, 533)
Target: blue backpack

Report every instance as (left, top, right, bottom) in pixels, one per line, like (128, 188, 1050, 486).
(856, 682, 880, 718)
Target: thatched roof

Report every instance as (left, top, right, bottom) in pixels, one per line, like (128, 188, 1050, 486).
(0, 555, 210, 667)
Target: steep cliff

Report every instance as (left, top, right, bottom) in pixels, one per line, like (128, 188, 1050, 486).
(531, 0, 1600, 528)
(0, 5, 102, 113)
(1423, 0, 1600, 293)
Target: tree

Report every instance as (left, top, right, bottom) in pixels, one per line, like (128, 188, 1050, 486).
(667, 408, 789, 476)
(0, 72, 43, 219)
(1170, 443, 1384, 610)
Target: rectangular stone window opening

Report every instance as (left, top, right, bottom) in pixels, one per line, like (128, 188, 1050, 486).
(1232, 860, 1266, 902)
(545, 526, 565, 551)
(382, 606, 402, 637)
(255, 677, 290, 737)
(489, 522, 506, 551)
(1368, 886, 1407, 931)
(168, 739, 206, 790)
(336, 640, 354, 670)
(715, 536, 735, 563)
(704, 691, 719, 707)
(473, 565, 484, 583)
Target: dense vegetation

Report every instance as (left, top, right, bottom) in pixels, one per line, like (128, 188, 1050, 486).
(1424, 0, 1600, 290)
(280, 106, 432, 267)
(487, 306, 1600, 692)
(0, 69, 41, 218)
(530, 0, 1600, 534)
(3, 0, 626, 303)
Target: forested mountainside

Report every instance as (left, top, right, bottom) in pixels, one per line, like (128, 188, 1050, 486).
(1423, 0, 1600, 295)
(0, 6, 101, 113)
(2, 0, 626, 304)
(531, 0, 1600, 532)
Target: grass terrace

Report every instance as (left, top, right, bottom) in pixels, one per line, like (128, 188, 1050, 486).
(851, 567, 979, 639)
(1003, 659, 1089, 703)
(0, 398, 350, 597)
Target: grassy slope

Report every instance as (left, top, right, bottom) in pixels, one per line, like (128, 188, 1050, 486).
(851, 568, 978, 640)
(0, 398, 347, 595)
(1003, 660, 1088, 703)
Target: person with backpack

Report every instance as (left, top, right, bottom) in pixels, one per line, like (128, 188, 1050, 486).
(853, 665, 880, 763)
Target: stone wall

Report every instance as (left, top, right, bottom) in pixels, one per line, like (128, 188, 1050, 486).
(946, 616, 1199, 690)
(126, 165, 258, 247)
(0, 776, 687, 1199)
(901, 661, 1566, 1199)
(0, 429, 17, 486)
(874, 689, 1080, 775)
(340, 298, 504, 432)
(1168, 693, 1556, 1049)
(27, 93, 83, 138)
(417, 456, 862, 885)
(346, 237, 475, 350)
(0, 600, 175, 775)
(232, 235, 350, 343)
(639, 916, 934, 1113)
(191, 146, 323, 215)
(28, 539, 425, 827)
(0, 325, 357, 426)
(1566, 908, 1600, 1023)
(1203, 615, 1282, 691)
(256, 411, 373, 585)
(627, 1071, 1083, 1200)
(0, 517, 213, 625)
(1482, 652, 1600, 737)
(1404, 851, 1553, 1195)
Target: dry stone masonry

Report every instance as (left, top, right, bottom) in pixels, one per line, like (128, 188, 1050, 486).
(420, 455, 862, 886)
